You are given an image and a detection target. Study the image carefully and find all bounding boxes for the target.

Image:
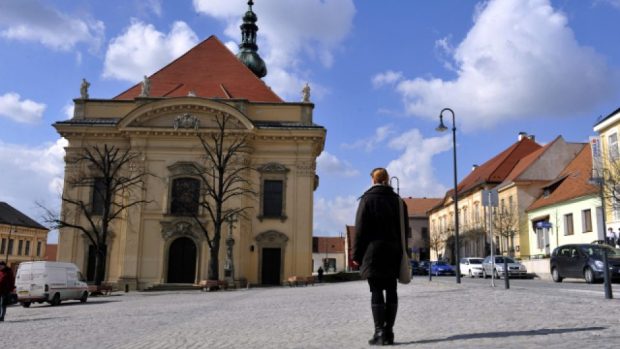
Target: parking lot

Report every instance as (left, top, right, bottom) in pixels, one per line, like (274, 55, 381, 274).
(2, 277, 620, 349)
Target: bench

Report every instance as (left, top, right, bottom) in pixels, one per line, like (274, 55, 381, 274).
(287, 276, 315, 287)
(88, 283, 114, 296)
(199, 280, 228, 291)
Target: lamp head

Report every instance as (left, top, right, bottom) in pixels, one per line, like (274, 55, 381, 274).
(436, 116, 448, 132)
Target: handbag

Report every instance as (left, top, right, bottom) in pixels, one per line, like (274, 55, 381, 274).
(398, 198, 412, 284)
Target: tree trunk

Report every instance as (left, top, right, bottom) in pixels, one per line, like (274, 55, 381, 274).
(208, 236, 221, 280)
(94, 244, 107, 286)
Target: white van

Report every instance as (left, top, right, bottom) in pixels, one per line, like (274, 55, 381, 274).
(15, 261, 89, 307)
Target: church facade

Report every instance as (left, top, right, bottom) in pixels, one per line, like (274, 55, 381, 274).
(53, 4, 325, 289)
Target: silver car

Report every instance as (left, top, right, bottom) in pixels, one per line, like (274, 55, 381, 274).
(481, 256, 527, 279)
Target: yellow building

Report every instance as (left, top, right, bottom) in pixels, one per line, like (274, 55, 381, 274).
(593, 107, 620, 233)
(53, 6, 325, 289)
(0, 202, 49, 270)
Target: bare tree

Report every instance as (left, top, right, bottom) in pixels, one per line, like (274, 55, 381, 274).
(185, 113, 255, 281)
(429, 229, 448, 260)
(40, 145, 150, 286)
(491, 207, 518, 256)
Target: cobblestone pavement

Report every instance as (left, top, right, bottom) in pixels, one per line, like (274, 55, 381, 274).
(2, 278, 620, 349)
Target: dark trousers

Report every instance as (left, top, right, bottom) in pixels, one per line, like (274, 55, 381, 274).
(0, 294, 7, 321)
(368, 277, 397, 305)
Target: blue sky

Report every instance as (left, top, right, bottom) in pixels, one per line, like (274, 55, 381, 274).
(1, 0, 619, 242)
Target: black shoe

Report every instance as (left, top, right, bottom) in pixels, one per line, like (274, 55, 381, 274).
(368, 304, 385, 345)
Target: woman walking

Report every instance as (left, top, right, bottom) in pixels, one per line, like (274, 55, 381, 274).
(353, 168, 409, 345)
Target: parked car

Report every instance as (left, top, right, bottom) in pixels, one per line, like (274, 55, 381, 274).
(550, 244, 620, 284)
(410, 260, 426, 275)
(429, 261, 456, 276)
(481, 256, 527, 279)
(459, 257, 484, 278)
(15, 261, 89, 307)
(418, 260, 431, 275)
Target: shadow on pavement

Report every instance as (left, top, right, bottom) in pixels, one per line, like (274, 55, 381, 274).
(399, 326, 606, 345)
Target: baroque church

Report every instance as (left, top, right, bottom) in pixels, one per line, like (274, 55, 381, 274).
(54, 2, 325, 289)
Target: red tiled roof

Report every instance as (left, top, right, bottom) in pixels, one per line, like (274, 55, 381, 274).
(503, 136, 560, 183)
(456, 137, 542, 195)
(313, 236, 345, 253)
(45, 244, 57, 261)
(527, 144, 597, 211)
(403, 197, 443, 217)
(114, 36, 283, 103)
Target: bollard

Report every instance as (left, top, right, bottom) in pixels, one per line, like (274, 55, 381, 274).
(503, 257, 510, 289)
(125, 284, 129, 293)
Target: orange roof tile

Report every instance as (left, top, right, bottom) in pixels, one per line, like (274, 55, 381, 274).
(527, 144, 597, 211)
(403, 197, 443, 217)
(114, 36, 283, 103)
(313, 236, 345, 253)
(456, 137, 542, 195)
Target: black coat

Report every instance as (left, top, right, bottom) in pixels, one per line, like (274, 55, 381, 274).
(353, 184, 409, 279)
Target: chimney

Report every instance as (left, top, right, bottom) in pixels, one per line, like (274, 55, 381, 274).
(518, 131, 528, 141)
(472, 164, 479, 171)
(528, 134, 535, 142)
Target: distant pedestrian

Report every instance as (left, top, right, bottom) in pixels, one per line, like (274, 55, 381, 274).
(606, 228, 617, 246)
(0, 261, 15, 322)
(317, 266, 324, 283)
(353, 167, 409, 346)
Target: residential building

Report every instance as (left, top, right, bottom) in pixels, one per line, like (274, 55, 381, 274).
(526, 144, 600, 256)
(592, 107, 620, 234)
(312, 236, 345, 273)
(403, 197, 442, 261)
(429, 133, 542, 262)
(495, 136, 583, 258)
(53, 5, 325, 289)
(0, 202, 49, 270)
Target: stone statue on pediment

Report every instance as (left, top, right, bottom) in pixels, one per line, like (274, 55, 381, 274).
(301, 82, 311, 103)
(140, 75, 151, 97)
(80, 78, 90, 99)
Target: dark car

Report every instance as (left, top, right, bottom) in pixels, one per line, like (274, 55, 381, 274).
(418, 260, 431, 275)
(550, 244, 620, 284)
(410, 260, 426, 275)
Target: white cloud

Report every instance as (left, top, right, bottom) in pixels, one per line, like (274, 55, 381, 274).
(0, 92, 46, 124)
(313, 195, 358, 236)
(372, 71, 403, 88)
(62, 102, 74, 120)
(386, 129, 452, 197)
(317, 151, 359, 178)
(382, 0, 617, 131)
(0, 138, 67, 236)
(193, 0, 355, 100)
(102, 20, 198, 82)
(0, 0, 104, 52)
(342, 124, 395, 152)
(596, 0, 620, 8)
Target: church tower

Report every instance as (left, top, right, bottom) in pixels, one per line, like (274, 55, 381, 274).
(237, 0, 267, 78)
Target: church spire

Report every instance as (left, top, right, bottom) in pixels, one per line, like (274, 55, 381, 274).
(237, 0, 267, 78)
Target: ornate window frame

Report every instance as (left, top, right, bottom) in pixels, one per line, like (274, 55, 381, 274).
(166, 162, 205, 216)
(257, 162, 289, 221)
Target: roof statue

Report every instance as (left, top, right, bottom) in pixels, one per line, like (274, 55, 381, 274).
(237, 0, 267, 78)
(80, 78, 90, 99)
(301, 83, 311, 103)
(140, 75, 151, 97)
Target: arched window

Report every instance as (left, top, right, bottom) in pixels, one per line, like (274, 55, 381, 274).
(170, 178, 200, 216)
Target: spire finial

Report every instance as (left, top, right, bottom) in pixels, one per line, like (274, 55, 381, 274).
(237, 0, 267, 78)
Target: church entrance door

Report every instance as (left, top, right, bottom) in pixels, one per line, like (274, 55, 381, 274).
(167, 237, 197, 283)
(261, 247, 281, 285)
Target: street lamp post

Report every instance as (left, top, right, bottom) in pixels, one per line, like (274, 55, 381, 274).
(437, 108, 461, 284)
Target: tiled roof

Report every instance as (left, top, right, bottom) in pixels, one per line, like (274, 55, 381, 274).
(456, 137, 542, 195)
(0, 202, 47, 230)
(502, 136, 559, 183)
(114, 36, 283, 103)
(313, 236, 345, 253)
(527, 144, 598, 211)
(403, 197, 443, 217)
